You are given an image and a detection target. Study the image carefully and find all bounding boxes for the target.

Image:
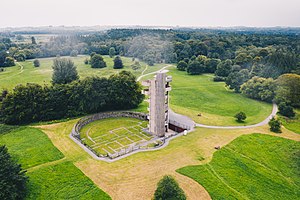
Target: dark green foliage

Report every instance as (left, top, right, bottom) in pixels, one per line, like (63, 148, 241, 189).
(0, 145, 28, 200)
(234, 111, 247, 122)
(0, 124, 19, 135)
(278, 102, 295, 118)
(275, 74, 300, 108)
(52, 58, 79, 84)
(70, 50, 78, 57)
(113, 56, 123, 69)
(90, 54, 107, 68)
(31, 36, 36, 45)
(33, 59, 40, 67)
(14, 53, 26, 62)
(215, 59, 232, 77)
(226, 69, 250, 92)
(187, 59, 205, 75)
(84, 58, 89, 64)
(109, 47, 116, 58)
(241, 76, 276, 102)
(4, 56, 15, 67)
(213, 76, 226, 82)
(268, 117, 281, 133)
(177, 60, 188, 71)
(154, 175, 186, 200)
(0, 71, 143, 124)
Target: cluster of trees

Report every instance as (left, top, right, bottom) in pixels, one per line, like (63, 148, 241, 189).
(0, 70, 143, 124)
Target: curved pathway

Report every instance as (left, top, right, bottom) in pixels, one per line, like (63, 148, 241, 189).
(136, 64, 172, 81)
(195, 103, 278, 129)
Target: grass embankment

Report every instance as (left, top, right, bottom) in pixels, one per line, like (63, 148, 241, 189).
(0, 127, 111, 199)
(169, 68, 273, 126)
(0, 55, 164, 90)
(80, 117, 150, 155)
(177, 134, 300, 200)
(279, 109, 300, 134)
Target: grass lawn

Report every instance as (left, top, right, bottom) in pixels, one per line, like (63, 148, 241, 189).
(26, 161, 111, 200)
(0, 55, 165, 90)
(169, 68, 273, 126)
(177, 134, 300, 200)
(79, 117, 150, 155)
(0, 127, 64, 169)
(279, 109, 300, 134)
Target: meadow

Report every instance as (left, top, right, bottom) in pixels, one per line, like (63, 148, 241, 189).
(79, 117, 151, 155)
(0, 126, 111, 199)
(0, 55, 149, 90)
(177, 134, 300, 200)
(279, 109, 300, 134)
(168, 68, 273, 126)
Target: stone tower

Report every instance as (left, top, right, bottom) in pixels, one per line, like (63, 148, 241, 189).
(142, 71, 172, 137)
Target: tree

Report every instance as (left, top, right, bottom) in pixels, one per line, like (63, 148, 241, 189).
(225, 69, 250, 92)
(52, 58, 79, 84)
(275, 74, 300, 107)
(90, 54, 107, 68)
(177, 60, 188, 71)
(84, 58, 89, 64)
(215, 59, 232, 77)
(4, 57, 15, 67)
(70, 50, 78, 57)
(33, 59, 40, 67)
(31, 36, 37, 45)
(268, 117, 281, 133)
(109, 47, 116, 58)
(278, 102, 295, 118)
(0, 145, 28, 200)
(187, 58, 206, 75)
(113, 56, 124, 69)
(234, 112, 247, 122)
(14, 53, 26, 62)
(241, 76, 276, 102)
(154, 175, 186, 200)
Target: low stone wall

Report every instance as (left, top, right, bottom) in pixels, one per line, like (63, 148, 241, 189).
(71, 111, 148, 158)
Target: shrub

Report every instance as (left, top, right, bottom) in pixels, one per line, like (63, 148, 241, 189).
(213, 76, 226, 82)
(52, 58, 79, 84)
(268, 117, 281, 133)
(33, 59, 40, 67)
(84, 58, 89, 65)
(278, 102, 295, 118)
(154, 175, 186, 200)
(177, 60, 188, 71)
(90, 54, 106, 68)
(0, 145, 28, 200)
(70, 50, 78, 57)
(113, 56, 124, 69)
(234, 112, 247, 122)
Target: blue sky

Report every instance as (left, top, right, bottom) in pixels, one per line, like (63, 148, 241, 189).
(1, 0, 299, 27)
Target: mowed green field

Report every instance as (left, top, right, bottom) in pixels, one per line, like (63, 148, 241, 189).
(0, 127, 111, 199)
(177, 134, 300, 200)
(279, 109, 300, 134)
(80, 117, 151, 155)
(169, 68, 273, 126)
(0, 127, 63, 169)
(0, 55, 148, 90)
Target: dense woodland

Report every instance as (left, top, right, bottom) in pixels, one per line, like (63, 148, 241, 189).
(0, 28, 300, 123)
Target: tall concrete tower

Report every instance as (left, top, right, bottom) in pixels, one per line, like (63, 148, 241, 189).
(142, 71, 172, 137)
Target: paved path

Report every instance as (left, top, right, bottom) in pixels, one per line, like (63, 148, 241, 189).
(195, 103, 278, 129)
(136, 65, 173, 81)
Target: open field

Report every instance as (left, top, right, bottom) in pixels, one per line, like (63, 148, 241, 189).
(35, 118, 300, 200)
(26, 161, 111, 200)
(0, 126, 111, 199)
(279, 109, 300, 134)
(168, 68, 273, 126)
(0, 127, 64, 169)
(177, 134, 300, 200)
(79, 117, 151, 155)
(0, 55, 160, 90)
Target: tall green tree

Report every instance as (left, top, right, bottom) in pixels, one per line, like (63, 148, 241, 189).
(154, 175, 186, 200)
(226, 69, 250, 92)
(113, 56, 124, 69)
(52, 58, 79, 84)
(90, 54, 107, 68)
(109, 47, 116, 58)
(31, 36, 37, 45)
(0, 145, 28, 200)
(177, 60, 188, 71)
(275, 74, 300, 107)
(215, 59, 232, 77)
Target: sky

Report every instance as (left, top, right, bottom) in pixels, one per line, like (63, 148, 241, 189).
(1, 0, 300, 28)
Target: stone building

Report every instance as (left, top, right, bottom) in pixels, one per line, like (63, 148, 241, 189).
(142, 71, 172, 137)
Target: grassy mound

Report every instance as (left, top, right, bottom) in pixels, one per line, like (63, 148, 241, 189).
(169, 69, 273, 126)
(26, 161, 111, 200)
(0, 127, 64, 169)
(177, 134, 300, 200)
